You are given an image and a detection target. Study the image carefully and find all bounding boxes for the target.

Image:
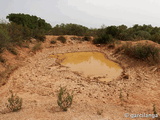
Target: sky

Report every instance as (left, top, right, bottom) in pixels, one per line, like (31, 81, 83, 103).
(1, 0, 160, 28)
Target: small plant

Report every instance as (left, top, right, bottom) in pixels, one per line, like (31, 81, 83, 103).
(50, 40, 56, 44)
(0, 55, 5, 63)
(119, 89, 123, 100)
(97, 109, 103, 115)
(82, 36, 91, 41)
(119, 89, 124, 106)
(32, 42, 42, 52)
(34, 34, 46, 42)
(21, 42, 30, 48)
(153, 104, 157, 114)
(57, 86, 73, 111)
(57, 36, 66, 43)
(7, 47, 18, 55)
(6, 90, 22, 112)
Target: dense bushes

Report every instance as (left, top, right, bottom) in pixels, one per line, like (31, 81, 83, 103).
(151, 33, 160, 44)
(93, 24, 160, 44)
(0, 13, 51, 54)
(121, 43, 160, 62)
(0, 22, 43, 54)
(1, 13, 160, 54)
(82, 36, 91, 41)
(0, 24, 10, 52)
(50, 23, 88, 36)
(93, 34, 113, 44)
(7, 13, 52, 30)
(93, 26, 118, 44)
(6, 14, 50, 42)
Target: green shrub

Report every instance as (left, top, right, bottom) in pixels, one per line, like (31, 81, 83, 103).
(6, 90, 22, 112)
(8, 23, 24, 44)
(122, 43, 160, 62)
(105, 26, 119, 37)
(153, 104, 157, 115)
(51, 23, 88, 36)
(151, 33, 160, 44)
(93, 34, 113, 44)
(7, 13, 52, 30)
(97, 109, 103, 115)
(7, 47, 18, 55)
(50, 40, 56, 44)
(32, 42, 42, 52)
(82, 36, 91, 41)
(57, 86, 73, 111)
(57, 36, 66, 43)
(34, 34, 46, 42)
(133, 30, 151, 40)
(0, 55, 5, 63)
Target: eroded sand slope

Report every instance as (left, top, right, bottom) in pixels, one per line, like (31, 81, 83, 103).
(0, 35, 160, 120)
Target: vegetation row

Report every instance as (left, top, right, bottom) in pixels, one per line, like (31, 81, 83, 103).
(0, 13, 160, 63)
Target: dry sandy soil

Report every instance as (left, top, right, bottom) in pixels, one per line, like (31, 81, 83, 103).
(0, 35, 160, 120)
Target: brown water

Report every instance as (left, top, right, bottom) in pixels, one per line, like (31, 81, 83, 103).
(51, 52, 123, 82)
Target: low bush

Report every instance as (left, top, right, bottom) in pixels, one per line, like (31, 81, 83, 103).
(97, 109, 103, 115)
(57, 86, 73, 111)
(121, 43, 160, 62)
(151, 33, 160, 44)
(32, 42, 42, 52)
(0, 55, 5, 63)
(50, 40, 56, 44)
(7, 47, 18, 55)
(34, 34, 46, 42)
(6, 90, 22, 112)
(57, 36, 66, 43)
(93, 34, 113, 44)
(82, 36, 91, 41)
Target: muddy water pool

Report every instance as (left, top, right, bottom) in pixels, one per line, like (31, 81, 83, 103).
(51, 52, 123, 82)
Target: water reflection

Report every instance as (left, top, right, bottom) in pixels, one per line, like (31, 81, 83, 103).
(51, 52, 123, 82)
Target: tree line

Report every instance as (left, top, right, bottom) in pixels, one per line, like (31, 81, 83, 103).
(0, 13, 160, 53)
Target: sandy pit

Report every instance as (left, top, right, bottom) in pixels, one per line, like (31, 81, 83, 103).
(0, 35, 160, 120)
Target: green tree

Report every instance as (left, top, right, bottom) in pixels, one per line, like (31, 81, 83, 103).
(51, 23, 88, 36)
(6, 13, 52, 31)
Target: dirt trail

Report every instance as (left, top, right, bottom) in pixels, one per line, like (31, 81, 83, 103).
(0, 35, 160, 120)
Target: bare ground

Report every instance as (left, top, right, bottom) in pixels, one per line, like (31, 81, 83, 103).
(0, 35, 160, 120)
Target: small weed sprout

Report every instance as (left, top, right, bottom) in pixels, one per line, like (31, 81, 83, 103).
(119, 89, 124, 106)
(57, 86, 73, 111)
(153, 104, 157, 114)
(119, 89, 123, 100)
(97, 109, 103, 115)
(6, 90, 22, 112)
